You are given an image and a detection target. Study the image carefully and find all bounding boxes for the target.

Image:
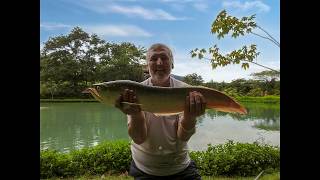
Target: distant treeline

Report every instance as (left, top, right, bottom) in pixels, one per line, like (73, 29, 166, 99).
(40, 27, 279, 99)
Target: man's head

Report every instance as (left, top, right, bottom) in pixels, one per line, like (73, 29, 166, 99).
(146, 43, 174, 83)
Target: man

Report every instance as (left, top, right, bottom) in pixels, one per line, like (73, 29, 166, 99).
(115, 43, 206, 179)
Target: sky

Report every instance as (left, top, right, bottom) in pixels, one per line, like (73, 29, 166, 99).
(40, 0, 280, 82)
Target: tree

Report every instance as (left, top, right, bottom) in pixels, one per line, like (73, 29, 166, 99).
(223, 87, 239, 97)
(40, 27, 146, 98)
(96, 42, 146, 82)
(250, 70, 280, 95)
(183, 73, 204, 86)
(250, 70, 280, 82)
(41, 27, 102, 89)
(229, 78, 253, 96)
(190, 10, 279, 73)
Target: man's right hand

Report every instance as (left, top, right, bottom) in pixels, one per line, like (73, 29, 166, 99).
(115, 89, 141, 115)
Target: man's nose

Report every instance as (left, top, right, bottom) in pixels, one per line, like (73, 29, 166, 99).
(156, 57, 163, 65)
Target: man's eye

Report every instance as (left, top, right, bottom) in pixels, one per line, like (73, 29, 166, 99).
(160, 55, 168, 61)
(150, 56, 157, 61)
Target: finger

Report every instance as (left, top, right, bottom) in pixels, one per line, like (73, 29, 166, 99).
(194, 92, 201, 116)
(189, 92, 195, 114)
(125, 104, 141, 114)
(185, 95, 190, 113)
(133, 95, 139, 104)
(199, 93, 206, 115)
(128, 90, 134, 102)
(115, 94, 123, 108)
(194, 91, 205, 115)
(123, 89, 129, 102)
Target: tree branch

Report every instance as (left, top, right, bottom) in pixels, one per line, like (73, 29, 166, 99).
(243, 60, 280, 73)
(202, 57, 280, 73)
(251, 32, 280, 48)
(256, 25, 280, 47)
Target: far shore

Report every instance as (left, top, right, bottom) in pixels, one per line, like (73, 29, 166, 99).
(40, 96, 280, 104)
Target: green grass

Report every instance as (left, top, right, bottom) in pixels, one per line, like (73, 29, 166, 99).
(44, 172, 280, 180)
(236, 96, 280, 104)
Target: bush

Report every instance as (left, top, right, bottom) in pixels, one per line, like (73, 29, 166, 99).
(247, 88, 264, 97)
(40, 140, 131, 179)
(189, 140, 280, 176)
(40, 140, 279, 178)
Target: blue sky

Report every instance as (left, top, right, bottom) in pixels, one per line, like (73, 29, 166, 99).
(40, 0, 280, 82)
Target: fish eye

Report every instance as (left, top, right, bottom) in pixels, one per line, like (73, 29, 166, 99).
(96, 86, 101, 90)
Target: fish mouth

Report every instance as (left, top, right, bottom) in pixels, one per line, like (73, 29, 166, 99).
(82, 88, 103, 102)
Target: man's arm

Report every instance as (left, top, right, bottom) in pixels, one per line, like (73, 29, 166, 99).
(115, 89, 147, 145)
(127, 112, 147, 144)
(177, 91, 206, 141)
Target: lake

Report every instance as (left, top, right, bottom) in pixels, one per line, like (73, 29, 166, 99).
(40, 102, 280, 152)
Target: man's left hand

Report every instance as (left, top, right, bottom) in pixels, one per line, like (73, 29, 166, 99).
(184, 91, 207, 121)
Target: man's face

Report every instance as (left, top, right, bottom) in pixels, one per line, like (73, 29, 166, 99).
(147, 47, 172, 82)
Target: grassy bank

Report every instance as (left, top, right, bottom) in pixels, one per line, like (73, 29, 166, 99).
(46, 172, 280, 180)
(41, 140, 279, 179)
(40, 96, 280, 103)
(235, 96, 280, 104)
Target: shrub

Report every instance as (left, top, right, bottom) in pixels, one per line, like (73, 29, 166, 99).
(189, 140, 280, 176)
(40, 140, 279, 178)
(40, 140, 131, 179)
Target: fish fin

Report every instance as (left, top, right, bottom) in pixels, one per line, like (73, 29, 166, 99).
(121, 102, 142, 106)
(213, 107, 247, 115)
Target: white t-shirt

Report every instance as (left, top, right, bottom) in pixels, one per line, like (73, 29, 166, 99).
(128, 76, 195, 176)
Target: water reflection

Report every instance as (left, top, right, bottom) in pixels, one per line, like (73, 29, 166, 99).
(200, 102, 280, 131)
(40, 102, 280, 152)
(40, 102, 129, 152)
(190, 103, 280, 151)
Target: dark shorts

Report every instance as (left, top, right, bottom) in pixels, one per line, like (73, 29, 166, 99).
(129, 160, 202, 180)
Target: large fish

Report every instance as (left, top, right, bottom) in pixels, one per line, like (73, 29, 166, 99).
(83, 80, 247, 115)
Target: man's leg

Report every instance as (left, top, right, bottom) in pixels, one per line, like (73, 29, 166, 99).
(128, 160, 163, 180)
(170, 160, 202, 180)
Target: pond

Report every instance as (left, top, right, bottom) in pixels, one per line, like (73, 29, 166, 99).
(40, 102, 279, 152)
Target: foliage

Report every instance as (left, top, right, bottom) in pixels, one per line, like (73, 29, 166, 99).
(183, 73, 204, 85)
(190, 10, 279, 72)
(203, 76, 279, 97)
(41, 140, 279, 179)
(250, 71, 280, 82)
(247, 87, 264, 97)
(40, 140, 131, 179)
(236, 96, 280, 104)
(189, 140, 280, 176)
(40, 27, 146, 99)
(223, 87, 240, 97)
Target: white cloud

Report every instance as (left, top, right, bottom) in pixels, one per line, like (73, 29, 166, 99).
(83, 24, 152, 37)
(109, 5, 186, 20)
(161, 0, 209, 12)
(73, 1, 186, 20)
(40, 22, 71, 31)
(222, 1, 270, 13)
(161, 0, 199, 2)
(41, 22, 152, 38)
(193, 3, 208, 11)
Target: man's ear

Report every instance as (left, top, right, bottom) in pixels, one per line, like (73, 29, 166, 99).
(172, 63, 174, 69)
